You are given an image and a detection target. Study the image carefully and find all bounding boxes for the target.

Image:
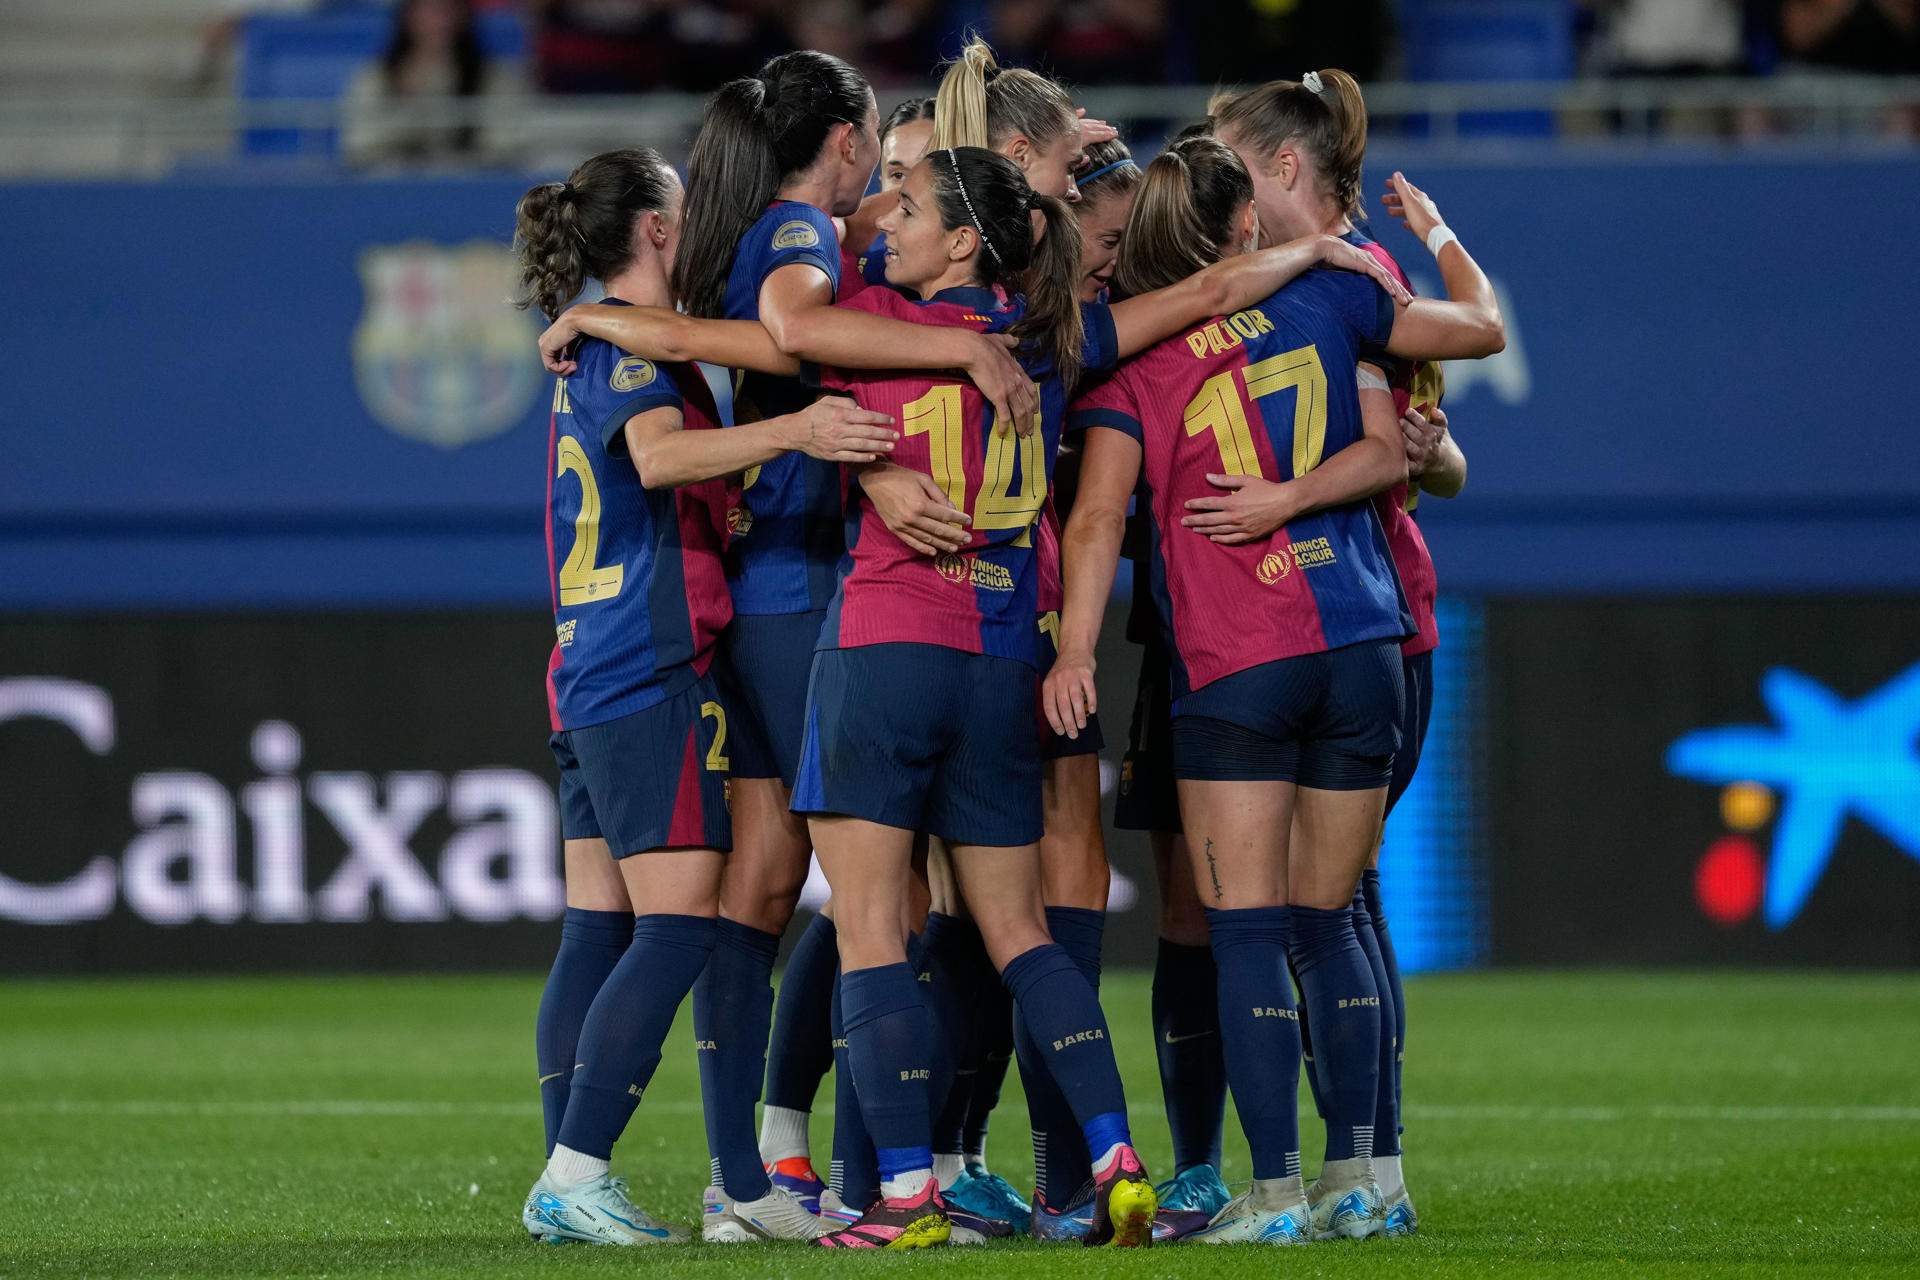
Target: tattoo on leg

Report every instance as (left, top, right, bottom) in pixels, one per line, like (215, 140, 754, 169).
(1203, 838, 1223, 901)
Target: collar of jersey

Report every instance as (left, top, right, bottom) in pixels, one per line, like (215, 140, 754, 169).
(922, 285, 1008, 315)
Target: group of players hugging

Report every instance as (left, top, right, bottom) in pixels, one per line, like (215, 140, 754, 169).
(513, 33, 1497, 1252)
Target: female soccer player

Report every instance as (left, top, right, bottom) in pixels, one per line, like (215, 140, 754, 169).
(1045, 134, 1502, 1246)
(1204, 72, 1494, 1237)
(795, 146, 1157, 1250)
(642, 49, 1037, 1240)
(535, 150, 1410, 1238)
(513, 148, 897, 1247)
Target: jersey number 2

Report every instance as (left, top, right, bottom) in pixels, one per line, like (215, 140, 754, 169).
(902, 384, 1048, 547)
(1183, 344, 1328, 479)
(556, 436, 624, 606)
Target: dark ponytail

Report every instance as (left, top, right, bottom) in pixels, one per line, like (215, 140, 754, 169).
(1211, 67, 1370, 215)
(1114, 135, 1252, 298)
(928, 146, 1084, 389)
(670, 50, 871, 319)
(881, 95, 935, 145)
(514, 147, 676, 321)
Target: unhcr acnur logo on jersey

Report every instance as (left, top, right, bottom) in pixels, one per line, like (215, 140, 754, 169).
(352, 241, 543, 450)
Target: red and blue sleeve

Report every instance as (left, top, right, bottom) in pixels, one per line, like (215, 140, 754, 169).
(1067, 365, 1142, 442)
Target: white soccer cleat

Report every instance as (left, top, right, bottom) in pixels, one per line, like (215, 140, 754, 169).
(522, 1172, 686, 1245)
(1308, 1178, 1386, 1241)
(1191, 1186, 1313, 1246)
(702, 1184, 836, 1242)
(816, 1187, 864, 1226)
(1381, 1184, 1419, 1237)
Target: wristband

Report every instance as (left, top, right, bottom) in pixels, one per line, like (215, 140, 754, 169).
(1425, 224, 1459, 258)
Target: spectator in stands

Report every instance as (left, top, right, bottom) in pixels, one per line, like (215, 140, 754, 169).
(1583, 0, 1751, 77)
(1773, 0, 1919, 74)
(344, 0, 519, 167)
(1186, 0, 1393, 88)
(983, 0, 1170, 85)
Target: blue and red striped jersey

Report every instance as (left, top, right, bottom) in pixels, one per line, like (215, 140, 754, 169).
(818, 285, 1072, 666)
(1347, 230, 1442, 657)
(1068, 268, 1413, 699)
(546, 314, 733, 731)
(722, 200, 843, 616)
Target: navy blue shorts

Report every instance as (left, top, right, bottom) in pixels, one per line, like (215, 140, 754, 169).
(551, 675, 732, 857)
(791, 643, 1043, 847)
(1115, 634, 1181, 834)
(1386, 648, 1433, 815)
(1172, 639, 1405, 791)
(715, 609, 826, 787)
(1036, 611, 1104, 760)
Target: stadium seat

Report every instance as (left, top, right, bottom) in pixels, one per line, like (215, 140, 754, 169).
(238, 3, 524, 159)
(1399, 0, 1575, 137)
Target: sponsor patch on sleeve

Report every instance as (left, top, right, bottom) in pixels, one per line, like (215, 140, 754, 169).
(609, 356, 657, 393)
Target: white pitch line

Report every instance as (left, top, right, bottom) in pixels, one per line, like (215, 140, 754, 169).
(2, 1101, 1917, 1122)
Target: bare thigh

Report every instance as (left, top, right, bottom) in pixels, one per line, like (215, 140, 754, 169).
(808, 814, 915, 972)
(618, 846, 725, 918)
(564, 838, 631, 913)
(1151, 831, 1209, 946)
(948, 841, 1052, 972)
(719, 777, 813, 933)
(1039, 754, 1108, 911)
(1287, 785, 1386, 910)
(1174, 778, 1294, 912)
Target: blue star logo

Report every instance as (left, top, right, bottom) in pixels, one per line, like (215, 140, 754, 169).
(1666, 661, 1920, 929)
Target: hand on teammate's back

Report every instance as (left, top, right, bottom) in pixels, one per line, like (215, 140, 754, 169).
(1401, 407, 1443, 476)
(963, 332, 1039, 436)
(860, 463, 971, 557)
(797, 396, 898, 465)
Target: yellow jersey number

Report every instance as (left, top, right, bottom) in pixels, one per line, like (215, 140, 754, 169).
(901, 384, 1048, 548)
(555, 435, 624, 606)
(700, 701, 729, 772)
(1183, 344, 1329, 480)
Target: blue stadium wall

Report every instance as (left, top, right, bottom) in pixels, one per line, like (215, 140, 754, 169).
(1, 151, 1915, 971)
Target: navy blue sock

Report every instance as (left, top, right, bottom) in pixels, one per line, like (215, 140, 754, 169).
(1012, 908, 1105, 1201)
(923, 914, 985, 1157)
(1152, 937, 1227, 1173)
(962, 971, 1014, 1165)
(1288, 904, 1381, 1163)
(1004, 943, 1129, 1180)
(1350, 887, 1400, 1158)
(841, 963, 934, 1190)
(1361, 868, 1407, 1146)
(902, 930, 954, 1140)
(1205, 906, 1301, 1181)
(829, 971, 878, 1210)
(556, 913, 715, 1160)
(535, 908, 633, 1156)
(693, 917, 779, 1200)
(764, 913, 837, 1113)
(1296, 957, 1331, 1122)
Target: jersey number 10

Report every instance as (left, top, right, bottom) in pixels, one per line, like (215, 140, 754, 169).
(1183, 344, 1329, 480)
(901, 384, 1048, 547)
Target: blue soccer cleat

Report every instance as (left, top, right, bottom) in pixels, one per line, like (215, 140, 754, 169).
(1028, 1182, 1097, 1243)
(946, 1169, 1031, 1235)
(521, 1172, 686, 1246)
(1152, 1164, 1232, 1242)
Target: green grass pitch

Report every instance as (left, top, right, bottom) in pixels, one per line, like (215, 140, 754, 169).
(4, 970, 1918, 1278)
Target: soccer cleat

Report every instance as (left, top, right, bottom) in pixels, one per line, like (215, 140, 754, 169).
(1381, 1186, 1419, 1237)
(765, 1155, 826, 1215)
(701, 1183, 834, 1242)
(1308, 1178, 1387, 1241)
(521, 1171, 686, 1246)
(1151, 1164, 1232, 1242)
(1086, 1144, 1156, 1248)
(947, 1169, 1031, 1235)
(1191, 1187, 1313, 1246)
(813, 1180, 950, 1249)
(816, 1187, 863, 1226)
(1029, 1183, 1096, 1243)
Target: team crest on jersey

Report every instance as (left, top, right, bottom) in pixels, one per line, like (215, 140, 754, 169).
(610, 356, 656, 393)
(352, 241, 541, 450)
(1257, 550, 1293, 585)
(727, 504, 754, 537)
(771, 220, 822, 251)
(935, 553, 969, 585)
